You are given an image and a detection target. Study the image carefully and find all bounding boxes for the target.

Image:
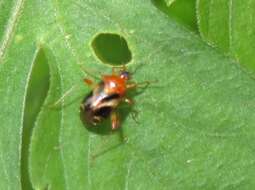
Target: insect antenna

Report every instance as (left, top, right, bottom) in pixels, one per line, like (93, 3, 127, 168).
(79, 64, 101, 80)
(130, 41, 170, 75)
(128, 54, 153, 76)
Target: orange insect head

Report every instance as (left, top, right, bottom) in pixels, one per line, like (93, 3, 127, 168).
(103, 75, 127, 96)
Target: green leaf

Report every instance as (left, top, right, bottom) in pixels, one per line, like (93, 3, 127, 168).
(0, 0, 38, 189)
(197, 0, 255, 72)
(153, 0, 197, 31)
(29, 48, 65, 190)
(0, 0, 16, 43)
(22, 49, 50, 190)
(164, 0, 176, 7)
(1, 0, 255, 189)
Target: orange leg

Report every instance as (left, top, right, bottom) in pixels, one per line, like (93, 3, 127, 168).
(111, 111, 120, 130)
(83, 78, 97, 89)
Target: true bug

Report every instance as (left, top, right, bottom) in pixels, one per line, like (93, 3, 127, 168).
(80, 66, 152, 130)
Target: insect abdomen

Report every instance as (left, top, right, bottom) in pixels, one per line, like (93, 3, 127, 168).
(94, 106, 113, 119)
(81, 84, 121, 126)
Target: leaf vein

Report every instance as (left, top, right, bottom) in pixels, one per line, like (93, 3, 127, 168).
(124, 160, 132, 190)
(0, 0, 26, 63)
(87, 134, 91, 188)
(51, 1, 80, 189)
(54, 48, 69, 190)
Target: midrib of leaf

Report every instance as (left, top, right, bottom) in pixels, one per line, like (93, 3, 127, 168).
(0, 0, 25, 62)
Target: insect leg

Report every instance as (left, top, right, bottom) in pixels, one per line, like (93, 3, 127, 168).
(49, 84, 78, 108)
(111, 67, 118, 75)
(83, 78, 97, 89)
(130, 109, 139, 124)
(121, 97, 139, 124)
(126, 80, 158, 89)
(111, 111, 120, 130)
(123, 97, 134, 105)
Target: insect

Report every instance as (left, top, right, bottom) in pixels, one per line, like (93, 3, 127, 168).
(80, 66, 152, 130)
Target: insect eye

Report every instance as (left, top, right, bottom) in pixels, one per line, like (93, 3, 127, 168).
(120, 71, 130, 80)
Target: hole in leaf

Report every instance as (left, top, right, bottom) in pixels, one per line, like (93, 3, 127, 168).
(21, 49, 50, 190)
(91, 33, 132, 66)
